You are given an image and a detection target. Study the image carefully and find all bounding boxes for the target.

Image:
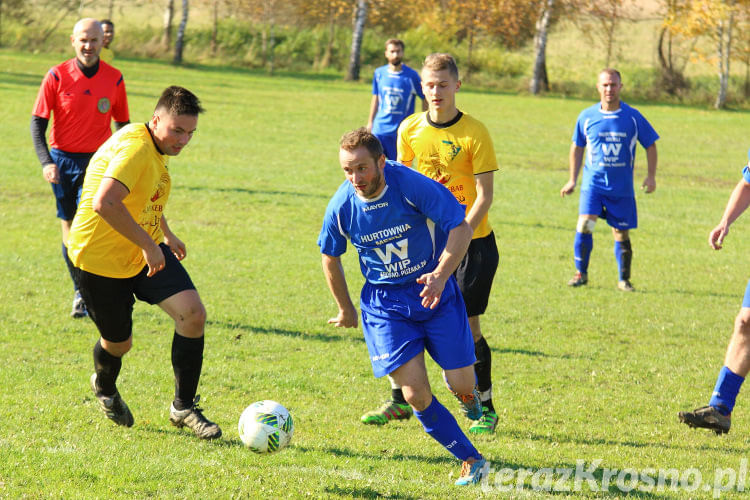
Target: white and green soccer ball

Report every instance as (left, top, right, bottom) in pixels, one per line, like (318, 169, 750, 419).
(238, 400, 294, 453)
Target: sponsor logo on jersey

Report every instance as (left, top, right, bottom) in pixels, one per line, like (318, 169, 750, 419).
(360, 223, 411, 243)
(363, 201, 388, 212)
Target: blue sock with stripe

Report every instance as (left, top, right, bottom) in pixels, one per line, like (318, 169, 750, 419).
(414, 396, 481, 462)
(574, 232, 593, 274)
(709, 366, 745, 416)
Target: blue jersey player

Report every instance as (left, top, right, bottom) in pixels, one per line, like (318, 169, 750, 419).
(318, 128, 488, 486)
(560, 68, 659, 291)
(366, 39, 425, 161)
(679, 151, 750, 435)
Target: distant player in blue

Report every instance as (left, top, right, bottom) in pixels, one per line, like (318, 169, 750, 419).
(318, 128, 488, 486)
(366, 38, 426, 160)
(679, 150, 750, 435)
(560, 68, 659, 291)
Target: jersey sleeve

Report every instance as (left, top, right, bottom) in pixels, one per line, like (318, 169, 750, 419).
(571, 112, 588, 147)
(470, 120, 498, 175)
(111, 73, 130, 123)
(31, 69, 58, 119)
(371, 70, 379, 96)
(635, 111, 659, 149)
(412, 71, 425, 100)
(396, 119, 414, 166)
(318, 190, 349, 257)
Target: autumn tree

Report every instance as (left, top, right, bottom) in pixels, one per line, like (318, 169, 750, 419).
(346, 0, 367, 81)
(174, 0, 189, 64)
(530, 0, 555, 94)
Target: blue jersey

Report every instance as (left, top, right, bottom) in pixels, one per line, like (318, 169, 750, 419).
(572, 101, 659, 197)
(318, 161, 466, 285)
(371, 65, 424, 136)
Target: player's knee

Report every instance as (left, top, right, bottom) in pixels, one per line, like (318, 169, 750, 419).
(577, 218, 596, 234)
(102, 336, 132, 357)
(613, 228, 629, 241)
(178, 301, 207, 336)
(402, 386, 431, 412)
(734, 309, 750, 336)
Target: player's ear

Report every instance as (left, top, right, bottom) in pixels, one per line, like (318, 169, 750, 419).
(377, 154, 386, 169)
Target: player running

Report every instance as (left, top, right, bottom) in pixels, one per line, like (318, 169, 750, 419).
(319, 128, 489, 486)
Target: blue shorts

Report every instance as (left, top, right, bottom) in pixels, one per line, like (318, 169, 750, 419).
(359, 276, 476, 378)
(49, 149, 93, 220)
(579, 189, 638, 230)
(373, 132, 397, 161)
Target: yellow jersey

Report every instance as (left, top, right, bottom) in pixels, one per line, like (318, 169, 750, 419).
(397, 111, 498, 239)
(68, 123, 170, 278)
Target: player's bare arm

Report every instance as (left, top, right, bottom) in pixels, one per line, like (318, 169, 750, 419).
(322, 254, 358, 328)
(561, 144, 585, 197)
(366, 95, 379, 132)
(710, 179, 750, 250)
(417, 220, 472, 309)
(641, 143, 657, 193)
(93, 177, 165, 276)
(465, 172, 494, 231)
(161, 215, 186, 260)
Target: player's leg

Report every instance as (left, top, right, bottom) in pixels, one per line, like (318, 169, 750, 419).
(51, 149, 89, 318)
(455, 233, 499, 433)
(602, 194, 637, 291)
(139, 244, 220, 439)
(390, 353, 487, 486)
(77, 267, 136, 427)
(570, 189, 600, 287)
(680, 287, 750, 434)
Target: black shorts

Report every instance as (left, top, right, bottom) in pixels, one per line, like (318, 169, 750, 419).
(75, 244, 196, 343)
(454, 231, 499, 317)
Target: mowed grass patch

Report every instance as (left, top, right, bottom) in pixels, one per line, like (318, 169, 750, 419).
(2, 49, 750, 498)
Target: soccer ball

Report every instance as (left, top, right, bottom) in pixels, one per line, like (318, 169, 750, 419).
(238, 400, 294, 453)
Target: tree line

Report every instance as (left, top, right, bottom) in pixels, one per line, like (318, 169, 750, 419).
(3, 0, 750, 108)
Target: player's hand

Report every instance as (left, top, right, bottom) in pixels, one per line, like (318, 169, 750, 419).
(560, 180, 576, 197)
(641, 175, 656, 193)
(142, 242, 166, 277)
(416, 272, 447, 309)
(164, 233, 186, 260)
(43, 163, 60, 184)
(328, 306, 358, 328)
(709, 223, 729, 250)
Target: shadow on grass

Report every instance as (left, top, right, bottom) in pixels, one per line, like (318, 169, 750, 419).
(208, 319, 363, 344)
(178, 184, 328, 200)
(1, 71, 43, 88)
(324, 485, 417, 500)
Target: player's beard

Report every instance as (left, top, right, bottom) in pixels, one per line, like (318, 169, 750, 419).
(362, 169, 384, 199)
(389, 57, 402, 67)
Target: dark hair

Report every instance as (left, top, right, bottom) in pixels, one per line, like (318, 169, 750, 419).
(100, 19, 114, 28)
(155, 86, 204, 116)
(340, 127, 383, 163)
(423, 53, 459, 80)
(385, 38, 404, 50)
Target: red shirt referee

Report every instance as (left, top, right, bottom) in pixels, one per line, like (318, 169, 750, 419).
(30, 18, 129, 318)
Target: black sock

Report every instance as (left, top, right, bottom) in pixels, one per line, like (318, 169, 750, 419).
(62, 242, 78, 291)
(171, 332, 204, 410)
(619, 239, 632, 281)
(93, 339, 122, 396)
(474, 336, 494, 412)
(392, 387, 407, 406)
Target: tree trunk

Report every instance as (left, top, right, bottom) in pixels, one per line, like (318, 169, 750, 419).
(320, 9, 336, 69)
(465, 24, 474, 82)
(267, 22, 275, 75)
(173, 0, 188, 64)
(108, 0, 114, 19)
(346, 0, 367, 81)
(715, 4, 734, 109)
(530, 0, 554, 94)
(211, 0, 218, 56)
(162, 0, 174, 50)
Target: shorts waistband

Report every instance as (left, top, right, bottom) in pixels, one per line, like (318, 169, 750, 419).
(51, 148, 95, 159)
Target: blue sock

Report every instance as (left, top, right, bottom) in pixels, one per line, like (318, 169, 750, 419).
(709, 366, 745, 415)
(614, 240, 632, 281)
(414, 396, 481, 462)
(574, 232, 593, 274)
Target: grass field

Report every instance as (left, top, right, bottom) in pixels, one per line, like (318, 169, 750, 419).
(2, 49, 750, 498)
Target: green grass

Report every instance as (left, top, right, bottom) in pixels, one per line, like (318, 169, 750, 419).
(3, 48, 750, 498)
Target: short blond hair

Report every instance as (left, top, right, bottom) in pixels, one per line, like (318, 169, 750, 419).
(423, 53, 459, 80)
